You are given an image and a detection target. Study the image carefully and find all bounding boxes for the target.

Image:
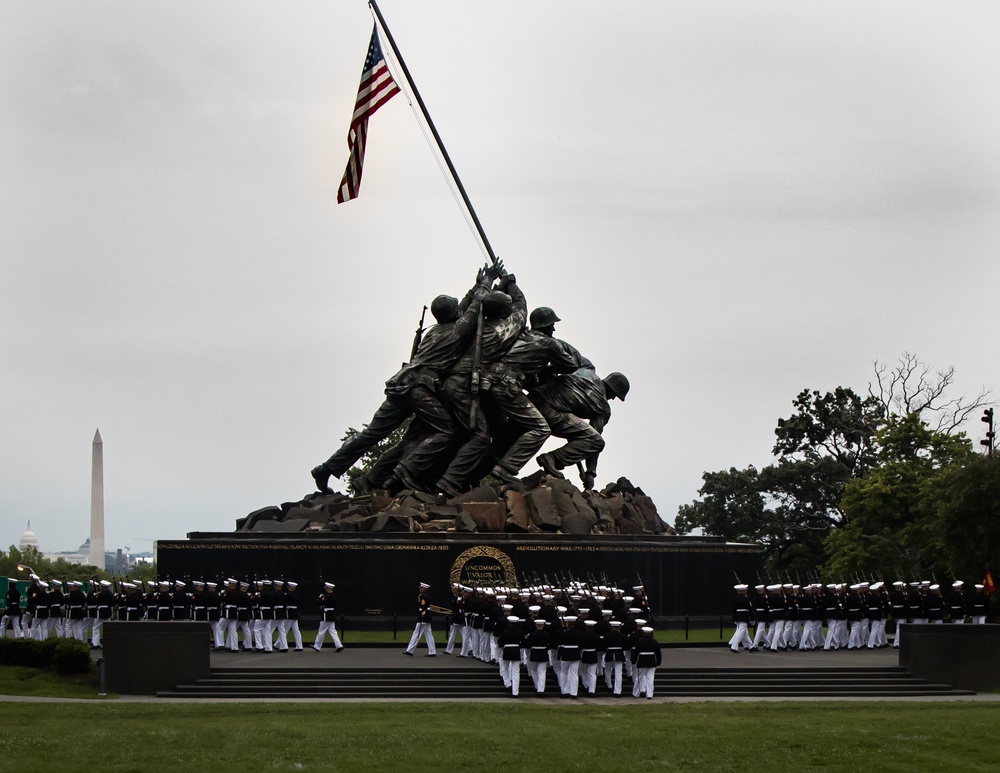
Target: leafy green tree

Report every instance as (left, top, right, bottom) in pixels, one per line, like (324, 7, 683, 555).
(823, 413, 975, 579)
(0, 545, 107, 583)
(675, 387, 883, 574)
(933, 453, 1000, 581)
(675, 466, 766, 544)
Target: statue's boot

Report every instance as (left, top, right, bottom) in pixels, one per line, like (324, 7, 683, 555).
(490, 464, 520, 484)
(390, 465, 421, 493)
(435, 478, 463, 498)
(311, 464, 334, 494)
(352, 475, 373, 496)
(536, 453, 564, 479)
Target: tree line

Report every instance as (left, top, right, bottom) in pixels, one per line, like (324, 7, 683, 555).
(675, 353, 997, 583)
(0, 545, 156, 585)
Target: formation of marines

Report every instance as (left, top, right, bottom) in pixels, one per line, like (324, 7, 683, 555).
(0, 574, 332, 655)
(2, 574, 116, 648)
(434, 579, 662, 698)
(730, 578, 991, 653)
(310, 261, 629, 497)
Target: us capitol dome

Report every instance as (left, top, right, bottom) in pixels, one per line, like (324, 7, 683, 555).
(19, 521, 39, 552)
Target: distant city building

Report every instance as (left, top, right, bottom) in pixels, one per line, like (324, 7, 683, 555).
(43, 536, 93, 567)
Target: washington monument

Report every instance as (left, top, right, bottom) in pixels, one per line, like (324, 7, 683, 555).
(89, 428, 104, 569)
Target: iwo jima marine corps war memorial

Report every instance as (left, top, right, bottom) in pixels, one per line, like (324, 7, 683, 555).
(114, 3, 996, 700)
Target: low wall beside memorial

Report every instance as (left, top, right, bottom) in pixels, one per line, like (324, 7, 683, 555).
(103, 621, 210, 694)
(898, 623, 1000, 692)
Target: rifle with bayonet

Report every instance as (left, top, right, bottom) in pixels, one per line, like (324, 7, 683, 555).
(409, 305, 428, 361)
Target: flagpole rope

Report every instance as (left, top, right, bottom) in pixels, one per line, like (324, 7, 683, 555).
(370, 5, 496, 266)
(389, 52, 492, 265)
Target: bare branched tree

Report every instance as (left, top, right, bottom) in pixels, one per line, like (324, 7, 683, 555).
(869, 352, 992, 434)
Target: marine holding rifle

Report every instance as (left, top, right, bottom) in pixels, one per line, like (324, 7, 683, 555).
(309, 260, 629, 497)
(310, 262, 501, 495)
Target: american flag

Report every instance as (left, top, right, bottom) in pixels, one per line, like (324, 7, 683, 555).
(337, 26, 400, 203)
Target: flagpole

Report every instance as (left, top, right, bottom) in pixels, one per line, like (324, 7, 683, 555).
(368, 0, 498, 266)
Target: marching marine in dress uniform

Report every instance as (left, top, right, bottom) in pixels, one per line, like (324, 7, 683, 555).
(865, 582, 885, 648)
(271, 580, 287, 651)
(556, 616, 582, 698)
(523, 618, 553, 693)
(728, 584, 753, 652)
(2, 583, 23, 639)
(205, 581, 226, 649)
(603, 620, 627, 695)
(314, 582, 345, 652)
(948, 581, 966, 624)
(970, 584, 988, 624)
(631, 626, 662, 699)
(444, 583, 465, 655)
(579, 619, 601, 695)
(404, 582, 436, 656)
(925, 584, 945, 624)
(889, 581, 908, 648)
(66, 581, 87, 642)
(497, 615, 526, 696)
(90, 580, 115, 648)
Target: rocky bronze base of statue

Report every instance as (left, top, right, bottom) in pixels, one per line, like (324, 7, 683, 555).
(237, 472, 673, 537)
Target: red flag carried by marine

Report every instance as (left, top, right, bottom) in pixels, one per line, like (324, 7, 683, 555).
(337, 25, 400, 203)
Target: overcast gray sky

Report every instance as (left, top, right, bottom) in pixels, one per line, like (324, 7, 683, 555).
(3, 1, 999, 554)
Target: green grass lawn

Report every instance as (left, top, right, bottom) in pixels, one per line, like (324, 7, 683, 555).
(0, 702, 996, 772)
(0, 665, 104, 699)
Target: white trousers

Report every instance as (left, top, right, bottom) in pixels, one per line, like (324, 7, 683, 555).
(315, 620, 343, 650)
(500, 659, 522, 695)
(867, 620, 886, 648)
(605, 661, 624, 694)
(279, 619, 303, 649)
(406, 622, 436, 654)
(823, 621, 839, 650)
(729, 622, 752, 651)
(226, 619, 253, 650)
(559, 660, 580, 695)
(633, 666, 656, 698)
(527, 660, 548, 692)
(90, 619, 106, 647)
(445, 623, 462, 654)
(211, 618, 227, 649)
(581, 662, 599, 694)
(459, 625, 474, 656)
(769, 620, 786, 650)
(1, 615, 23, 638)
(848, 620, 864, 649)
(500, 660, 521, 696)
(834, 619, 849, 647)
(476, 630, 491, 661)
(253, 619, 273, 651)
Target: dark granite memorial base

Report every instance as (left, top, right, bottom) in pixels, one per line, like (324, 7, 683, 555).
(898, 623, 1000, 692)
(104, 621, 210, 695)
(156, 532, 763, 618)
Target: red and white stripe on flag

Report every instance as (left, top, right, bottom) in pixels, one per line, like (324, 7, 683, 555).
(337, 26, 400, 203)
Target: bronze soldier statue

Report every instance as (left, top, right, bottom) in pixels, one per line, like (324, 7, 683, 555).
(530, 366, 629, 489)
(311, 264, 499, 494)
